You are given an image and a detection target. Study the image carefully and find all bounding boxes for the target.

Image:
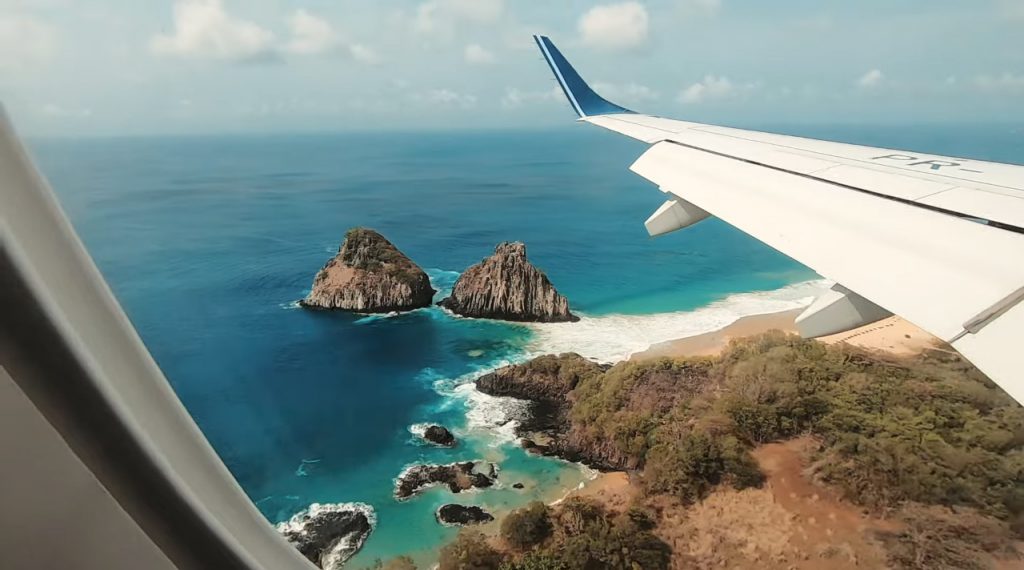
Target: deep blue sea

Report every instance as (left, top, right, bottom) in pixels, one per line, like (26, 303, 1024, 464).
(30, 124, 1022, 567)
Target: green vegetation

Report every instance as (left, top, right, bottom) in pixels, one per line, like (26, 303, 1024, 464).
(342, 227, 416, 277)
(497, 498, 670, 570)
(712, 332, 1024, 520)
(438, 530, 502, 570)
(436, 332, 1022, 567)
(564, 332, 1023, 521)
(880, 503, 1019, 570)
(500, 501, 552, 550)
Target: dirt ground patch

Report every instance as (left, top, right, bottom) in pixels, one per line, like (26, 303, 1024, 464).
(653, 436, 893, 569)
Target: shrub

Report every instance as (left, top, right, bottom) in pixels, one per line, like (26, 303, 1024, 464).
(880, 504, 1019, 570)
(498, 552, 566, 570)
(501, 502, 552, 550)
(438, 530, 502, 570)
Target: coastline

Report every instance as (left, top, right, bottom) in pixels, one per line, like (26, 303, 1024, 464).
(629, 308, 802, 360)
(630, 309, 940, 362)
(575, 309, 942, 513)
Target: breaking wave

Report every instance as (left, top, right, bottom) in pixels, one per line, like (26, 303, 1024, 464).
(525, 279, 830, 362)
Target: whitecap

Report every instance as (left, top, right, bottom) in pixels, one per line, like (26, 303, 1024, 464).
(525, 279, 831, 362)
(276, 502, 376, 570)
(279, 299, 302, 310)
(407, 423, 430, 438)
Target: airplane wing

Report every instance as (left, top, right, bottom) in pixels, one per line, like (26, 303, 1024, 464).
(533, 35, 1024, 405)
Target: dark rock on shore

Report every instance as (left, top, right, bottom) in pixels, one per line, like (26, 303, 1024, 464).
(301, 228, 435, 312)
(476, 353, 606, 401)
(394, 461, 497, 500)
(277, 503, 375, 570)
(436, 504, 495, 526)
(513, 482, 525, 489)
(438, 242, 577, 322)
(475, 354, 629, 470)
(422, 425, 456, 447)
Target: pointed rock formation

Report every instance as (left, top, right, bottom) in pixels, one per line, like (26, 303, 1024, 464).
(439, 242, 577, 322)
(301, 228, 435, 313)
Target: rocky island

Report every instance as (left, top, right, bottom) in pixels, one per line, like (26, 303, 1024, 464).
(439, 242, 577, 322)
(436, 504, 494, 526)
(394, 461, 497, 500)
(420, 424, 456, 447)
(301, 228, 435, 312)
(276, 502, 375, 570)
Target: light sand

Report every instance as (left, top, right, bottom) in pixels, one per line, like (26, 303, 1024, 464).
(564, 471, 635, 513)
(630, 309, 802, 361)
(818, 315, 941, 355)
(631, 309, 942, 361)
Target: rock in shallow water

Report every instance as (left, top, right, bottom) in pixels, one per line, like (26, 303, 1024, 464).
(301, 228, 435, 312)
(277, 502, 375, 570)
(436, 504, 495, 526)
(439, 241, 577, 322)
(394, 461, 497, 500)
(422, 425, 456, 447)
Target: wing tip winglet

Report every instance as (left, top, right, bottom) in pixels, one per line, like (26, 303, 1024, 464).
(532, 35, 633, 119)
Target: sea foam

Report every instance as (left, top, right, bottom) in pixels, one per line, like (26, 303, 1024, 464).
(525, 279, 830, 362)
(275, 502, 376, 570)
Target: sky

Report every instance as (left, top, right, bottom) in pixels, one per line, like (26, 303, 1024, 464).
(1, 0, 1022, 137)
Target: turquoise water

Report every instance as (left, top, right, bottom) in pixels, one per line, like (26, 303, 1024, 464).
(30, 124, 1022, 566)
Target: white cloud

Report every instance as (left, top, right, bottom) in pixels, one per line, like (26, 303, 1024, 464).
(414, 0, 503, 36)
(500, 86, 562, 109)
(416, 88, 478, 108)
(40, 103, 92, 118)
(150, 0, 275, 61)
(0, 14, 56, 71)
(443, 0, 503, 22)
(677, 0, 721, 16)
(998, 0, 1024, 20)
(857, 69, 884, 88)
(283, 9, 336, 55)
(464, 43, 495, 64)
(579, 2, 649, 51)
(592, 82, 661, 104)
(973, 72, 1024, 93)
(678, 75, 755, 104)
(349, 44, 379, 64)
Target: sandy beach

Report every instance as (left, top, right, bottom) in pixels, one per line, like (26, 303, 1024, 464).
(631, 309, 941, 361)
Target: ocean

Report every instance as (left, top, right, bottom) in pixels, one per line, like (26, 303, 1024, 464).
(30, 123, 1022, 567)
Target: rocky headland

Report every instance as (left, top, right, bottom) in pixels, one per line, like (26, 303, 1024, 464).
(439, 242, 577, 322)
(436, 504, 495, 526)
(276, 502, 375, 570)
(475, 353, 709, 470)
(301, 228, 435, 312)
(394, 461, 498, 500)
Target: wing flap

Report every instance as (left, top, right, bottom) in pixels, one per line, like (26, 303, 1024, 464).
(630, 140, 1024, 342)
(953, 300, 1024, 404)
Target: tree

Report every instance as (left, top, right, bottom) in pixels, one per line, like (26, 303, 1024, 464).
(501, 501, 553, 550)
(438, 530, 502, 570)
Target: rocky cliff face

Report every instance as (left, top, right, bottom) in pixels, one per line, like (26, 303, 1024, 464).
(301, 228, 435, 312)
(475, 354, 624, 469)
(439, 242, 577, 322)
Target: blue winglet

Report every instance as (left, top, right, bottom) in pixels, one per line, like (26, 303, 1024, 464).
(533, 35, 634, 118)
